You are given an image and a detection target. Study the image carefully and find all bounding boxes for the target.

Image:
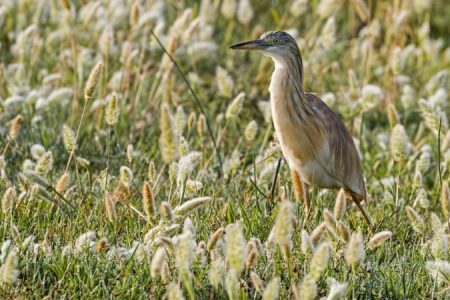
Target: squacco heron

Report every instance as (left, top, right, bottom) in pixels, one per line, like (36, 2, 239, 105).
(231, 31, 372, 227)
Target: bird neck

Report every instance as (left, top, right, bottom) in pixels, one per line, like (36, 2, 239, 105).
(269, 52, 306, 101)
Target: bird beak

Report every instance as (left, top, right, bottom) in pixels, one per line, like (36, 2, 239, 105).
(230, 39, 271, 50)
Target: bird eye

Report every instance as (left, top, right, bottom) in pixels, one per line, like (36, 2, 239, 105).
(274, 39, 280, 44)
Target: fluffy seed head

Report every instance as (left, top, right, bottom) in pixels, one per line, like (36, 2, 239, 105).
(345, 231, 365, 268)
(62, 125, 76, 153)
(55, 172, 69, 193)
(274, 200, 294, 259)
(326, 278, 349, 300)
(104, 194, 117, 223)
(390, 124, 409, 162)
(298, 274, 317, 300)
(119, 166, 133, 188)
(35, 151, 53, 176)
(2, 187, 16, 214)
(174, 232, 196, 274)
(334, 189, 347, 220)
(84, 61, 103, 101)
(197, 114, 206, 138)
(262, 277, 280, 300)
(337, 221, 350, 243)
(209, 257, 225, 289)
(426, 260, 450, 284)
(368, 231, 393, 249)
(405, 206, 424, 233)
(216, 66, 234, 98)
(250, 271, 264, 294)
(160, 201, 174, 222)
(225, 223, 247, 273)
(237, 0, 254, 26)
(301, 230, 314, 257)
(310, 242, 331, 280)
(244, 120, 258, 143)
(311, 222, 327, 245)
(142, 181, 155, 220)
(166, 282, 185, 300)
(9, 115, 23, 140)
(208, 227, 224, 251)
(151, 247, 167, 278)
(159, 103, 179, 163)
(225, 92, 245, 120)
(0, 247, 19, 284)
(106, 93, 119, 125)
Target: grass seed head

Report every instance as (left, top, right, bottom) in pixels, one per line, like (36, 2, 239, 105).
(208, 227, 224, 252)
(55, 172, 69, 193)
(209, 257, 225, 289)
(301, 230, 314, 257)
(310, 242, 331, 280)
(298, 274, 317, 300)
(368, 231, 393, 249)
(226, 92, 245, 120)
(225, 223, 246, 274)
(1, 187, 16, 215)
(35, 151, 53, 176)
(142, 181, 155, 220)
(262, 277, 280, 300)
(9, 114, 23, 140)
(151, 247, 167, 278)
(0, 247, 19, 285)
(84, 61, 103, 101)
(159, 103, 179, 163)
(119, 166, 133, 188)
(334, 189, 347, 220)
(160, 201, 174, 222)
(250, 271, 264, 294)
(390, 124, 409, 162)
(106, 93, 119, 125)
(345, 231, 365, 269)
(441, 182, 450, 218)
(405, 206, 424, 234)
(274, 200, 294, 259)
(244, 120, 258, 143)
(104, 194, 117, 223)
(326, 278, 349, 300)
(62, 125, 76, 153)
(237, 0, 254, 26)
(166, 282, 185, 300)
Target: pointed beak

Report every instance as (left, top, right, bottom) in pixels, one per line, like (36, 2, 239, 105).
(230, 39, 271, 50)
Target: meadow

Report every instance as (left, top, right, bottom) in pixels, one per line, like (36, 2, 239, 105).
(0, 0, 449, 298)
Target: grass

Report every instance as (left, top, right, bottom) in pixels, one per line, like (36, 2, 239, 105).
(0, 0, 449, 298)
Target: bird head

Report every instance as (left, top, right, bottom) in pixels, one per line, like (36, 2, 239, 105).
(230, 31, 300, 60)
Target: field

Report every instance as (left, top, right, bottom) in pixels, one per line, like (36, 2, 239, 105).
(1, 0, 450, 298)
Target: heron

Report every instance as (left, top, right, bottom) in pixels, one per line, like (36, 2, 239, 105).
(231, 31, 372, 228)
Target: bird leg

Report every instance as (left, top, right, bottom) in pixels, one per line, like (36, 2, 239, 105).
(291, 170, 310, 215)
(350, 194, 373, 230)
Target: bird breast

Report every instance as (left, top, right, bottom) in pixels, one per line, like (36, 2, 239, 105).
(269, 65, 340, 189)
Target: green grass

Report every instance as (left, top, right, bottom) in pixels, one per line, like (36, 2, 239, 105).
(0, 0, 449, 298)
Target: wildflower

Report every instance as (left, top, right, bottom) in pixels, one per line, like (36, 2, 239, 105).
(326, 278, 349, 300)
(142, 181, 155, 220)
(209, 257, 225, 288)
(62, 125, 76, 153)
(119, 166, 133, 188)
(216, 66, 234, 98)
(84, 61, 103, 101)
(262, 277, 280, 300)
(105, 93, 119, 125)
(151, 247, 167, 278)
(367, 231, 393, 249)
(244, 120, 258, 142)
(0, 247, 19, 284)
(345, 231, 365, 269)
(237, 0, 254, 25)
(225, 223, 246, 273)
(390, 124, 409, 162)
(225, 92, 245, 120)
(310, 242, 330, 280)
(159, 103, 178, 163)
